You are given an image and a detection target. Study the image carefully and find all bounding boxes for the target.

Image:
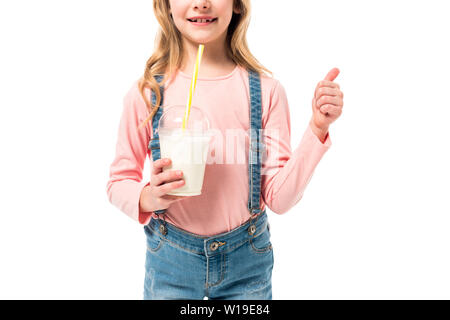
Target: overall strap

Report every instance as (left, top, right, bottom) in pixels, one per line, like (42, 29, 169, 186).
(147, 75, 168, 223)
(148, 74, 164, 159)
(247, 69, 265, 223)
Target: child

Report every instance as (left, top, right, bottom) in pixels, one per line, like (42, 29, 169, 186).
(106, 0, 344, 300)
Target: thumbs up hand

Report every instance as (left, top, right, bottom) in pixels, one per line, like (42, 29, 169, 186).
(310, 68, 344, 136)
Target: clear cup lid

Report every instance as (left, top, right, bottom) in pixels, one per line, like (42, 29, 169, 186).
(157, 105, 211, 136)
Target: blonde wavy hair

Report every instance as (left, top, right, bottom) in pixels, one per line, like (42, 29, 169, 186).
(137, 0, 272, 131)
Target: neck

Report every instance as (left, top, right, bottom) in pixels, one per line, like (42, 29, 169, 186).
(180, 36, 236, 77)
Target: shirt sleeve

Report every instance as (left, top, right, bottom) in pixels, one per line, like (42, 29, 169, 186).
(261, 80, 332, 214)
(106, 81, 153, 225)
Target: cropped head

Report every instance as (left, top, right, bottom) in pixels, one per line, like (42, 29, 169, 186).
(168, 0, 241, 49)
(138, 0, 272, 130)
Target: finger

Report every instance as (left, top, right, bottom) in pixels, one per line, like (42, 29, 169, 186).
(317, 80, 340, 89)
(320, 104, 342, 116)
(324, 68, 340, 82)
(161, 194, 186, 202)
(157, 195, 186, 209)
(315, 87, 340, 100)
(155, 180, 185, 197)
(152, 158, 171, 176)
(316, 95, 342, 108)
(154, 169, 183, 187)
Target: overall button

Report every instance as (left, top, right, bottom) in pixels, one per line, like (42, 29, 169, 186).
(248, 225, 256, 235)
(210, 242, 219, 251)
(159, 224, 167, 236)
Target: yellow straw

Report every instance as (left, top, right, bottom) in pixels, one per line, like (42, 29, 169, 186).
(182, 44, 204, 131)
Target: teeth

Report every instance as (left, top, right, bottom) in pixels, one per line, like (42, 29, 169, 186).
(191, 18, 214, 23)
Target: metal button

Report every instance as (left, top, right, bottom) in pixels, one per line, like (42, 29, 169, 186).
(159, 224, 167, 235)
(210, 242, 219, 251)
(248, 225, 256, 235)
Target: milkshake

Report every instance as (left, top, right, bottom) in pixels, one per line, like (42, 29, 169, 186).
(158, 105, 212, 196)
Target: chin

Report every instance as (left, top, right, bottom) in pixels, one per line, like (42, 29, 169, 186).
(185, 34, 221, 46)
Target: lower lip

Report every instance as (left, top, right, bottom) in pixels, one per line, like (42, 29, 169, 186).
(188, 19, 217, 26)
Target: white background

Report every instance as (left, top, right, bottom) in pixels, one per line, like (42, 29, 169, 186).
(0, 0, 449, 299)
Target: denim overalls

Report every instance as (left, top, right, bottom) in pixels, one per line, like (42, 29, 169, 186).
(143, 69, 274, 300)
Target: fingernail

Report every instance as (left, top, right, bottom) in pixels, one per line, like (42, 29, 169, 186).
(177, 171, 182, 176)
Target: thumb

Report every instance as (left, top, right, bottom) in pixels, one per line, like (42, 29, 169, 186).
(324, 68, 340, 81)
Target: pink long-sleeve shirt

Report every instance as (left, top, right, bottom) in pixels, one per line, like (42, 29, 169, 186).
(106, 65, 331, 236)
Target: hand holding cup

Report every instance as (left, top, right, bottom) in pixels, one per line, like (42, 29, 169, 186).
(139, 158, 186, 213)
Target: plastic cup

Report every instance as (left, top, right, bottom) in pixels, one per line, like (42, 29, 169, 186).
(157, 105, 212, 196)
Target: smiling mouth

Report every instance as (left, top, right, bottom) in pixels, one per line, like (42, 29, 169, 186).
(187, 18, 218, 23)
